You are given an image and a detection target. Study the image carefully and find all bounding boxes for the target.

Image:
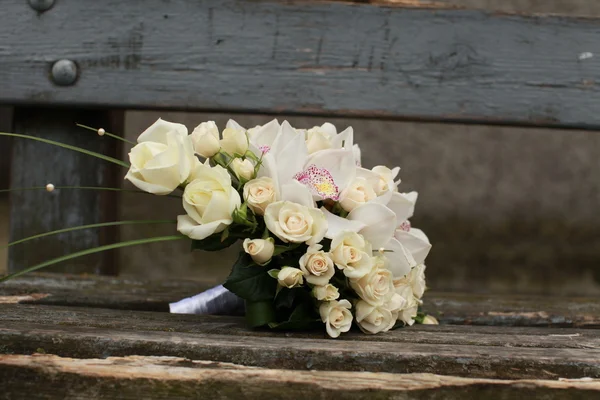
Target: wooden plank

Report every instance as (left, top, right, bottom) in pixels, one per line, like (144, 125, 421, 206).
(2, 304, 600, 350)
(1, 355, 599, 400)
(1, 319, 599, 379)
(0, 107, 12, 276)
(2, 274, 600, 327)
(0, 273, 215, 311)
(9, 109, 123, 275)
(2, 1, 600, 128)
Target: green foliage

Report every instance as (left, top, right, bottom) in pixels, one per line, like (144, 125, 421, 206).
(245, 300, 276, 328)
(269, 302, 321, 330)
(224, 250, 321, 330)
(223, 252, 277, 302)
(190, 233, 239, 252)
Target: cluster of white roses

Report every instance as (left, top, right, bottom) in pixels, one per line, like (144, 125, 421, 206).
(125, 118, 432, 338)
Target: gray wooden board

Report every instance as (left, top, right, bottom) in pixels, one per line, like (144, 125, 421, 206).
(2, 355, 599, 400)
(1, 273, 599, 326)
(9, 109, 123, 275)
(1, 319, 599, 379)
(2, 1, 600, 128)
(2, 304, 600, 350)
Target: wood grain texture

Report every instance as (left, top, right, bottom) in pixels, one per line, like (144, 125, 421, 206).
(2, 273, 599, 326)
(1, 354, 599, 400)
(1, 320, 599, 379)
(2, 1, 600, 128)
(0, 273, 214, 311)
(0, 107, 12, 276)
(9, 109, 123, 275)
(2, 303, 600, 350)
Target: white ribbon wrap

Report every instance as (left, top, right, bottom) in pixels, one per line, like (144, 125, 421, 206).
(169, 285, 245, 315)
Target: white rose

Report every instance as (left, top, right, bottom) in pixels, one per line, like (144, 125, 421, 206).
(394, 283, 418, 326)
(243, 177, 278, 216)
(231, 158, 255, 181)
(125, 118, 195, 195)
(339, 177, 377, 212)
(305, 127, 332, 154)
(299, 244, 335, 286)
(372, 165, 400, 195)
(350, 264, 394, 306)
(243, 238, 275, 265)
(330, 231, 373, 279)
(394, 264, 427, 299)
(319, 299, 353, 338)
(355, 300, 396, 334)
(220, 127, 248, 156)
(312, 284, 340, 301)
(277, 267, 304, 288)
(422, 315, 439, 325)
(264, 201, 327, 245)
(176, 163, 241, 240)
(191, 121, 220, 158)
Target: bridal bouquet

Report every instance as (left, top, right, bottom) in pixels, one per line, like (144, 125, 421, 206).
(126, 118, 432, 337)
(0, 117, 433, 338)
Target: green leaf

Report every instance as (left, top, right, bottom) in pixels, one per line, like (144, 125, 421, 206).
(191, 233, 239, 252)
(0, 132, 129, 168)
(223, 252, 276, 301)
(261, 227, 270, 239)
(267, 269, 280, 279)
(221, 227, 230, 243)
(273, 243, 302, 256)
(274, 287, 304, 311)
(414, 312, 426, 324)
(4, 220, 176, 249)
(0, 235, 186, 282)
(245, 300, 276, 328)
(268, 303, 320, 330)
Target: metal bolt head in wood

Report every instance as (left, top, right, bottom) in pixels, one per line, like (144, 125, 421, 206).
(51, 60, 78, 86)
(28, 0, 55, 12)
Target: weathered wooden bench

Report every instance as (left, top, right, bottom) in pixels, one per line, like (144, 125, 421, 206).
(2, 0, 600, 398)
(1, 273, 600, 398)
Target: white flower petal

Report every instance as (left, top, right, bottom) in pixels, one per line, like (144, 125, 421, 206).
(395, 228, 432, 264)
(226, 119, 245, 131)
(348, 203, 396, 248)
(330, 126, 354, 150)
(321, 207, 366, 239)
(387, 192, 418, 223)
(385, 238, 416, 277)
(280, 180, 315, 208)
(137, 118, 188, 144)
(274, 122, 308, 186)
(176, 215, 230, 240)
(124, 170, 173, 195)
(306, 149, 356, 192)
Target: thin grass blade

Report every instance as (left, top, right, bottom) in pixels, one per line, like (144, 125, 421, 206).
(0, 186, 182, 198)
(76, 123, 136, 146)
(4, 220, 176, 249)
(0, 235, 186, 282)
(0, 132, 129, 168)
